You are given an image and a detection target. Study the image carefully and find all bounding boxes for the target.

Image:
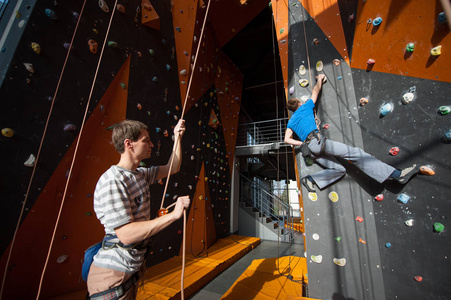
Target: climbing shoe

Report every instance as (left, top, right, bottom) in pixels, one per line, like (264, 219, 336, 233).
(302, 176, 316, 193)
(395, 164, 420, 184)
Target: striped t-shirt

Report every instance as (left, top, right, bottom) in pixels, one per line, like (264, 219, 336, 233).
(92, 165, 158, 273)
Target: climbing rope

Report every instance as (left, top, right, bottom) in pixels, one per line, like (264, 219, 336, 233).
(0, 1, 89, 299)
(34, 1, 121, 298)
(156, 1, 212, 299)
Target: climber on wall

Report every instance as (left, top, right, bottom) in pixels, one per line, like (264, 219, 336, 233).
(86, 119, 190, 299)
(284, 74, 419, 193)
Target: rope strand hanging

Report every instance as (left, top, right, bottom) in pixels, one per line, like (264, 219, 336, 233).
(35, 0, 120, 298)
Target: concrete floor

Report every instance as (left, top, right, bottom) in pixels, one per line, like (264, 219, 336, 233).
(188, 239, 305, 300)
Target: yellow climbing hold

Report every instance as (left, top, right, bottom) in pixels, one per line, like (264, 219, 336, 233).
(316, 60, 323, 72)
(1, 128, 14, 137)
(299, 79, 309, 87)
(329, 191, 339, 202)
(31, 42, 41, 54)
(298, 65, 306, 76)
(430, 45, 441, 56)
(333, 258, 346, 266)
(308, 192, 317, 201)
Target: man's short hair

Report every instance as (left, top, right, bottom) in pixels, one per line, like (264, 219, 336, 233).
(112, 120, 148, 153)
(287, 98, 300, 112)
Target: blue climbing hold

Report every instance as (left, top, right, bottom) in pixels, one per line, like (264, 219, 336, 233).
(45, 8, 57, 20)
(337, 76, 342, 80)
(372, 17, 383, 26)
(385, 242, 391, 248)
(397, 193, 410, 204)
(439, 12, 447, 24)
(380, 103, 393, 116)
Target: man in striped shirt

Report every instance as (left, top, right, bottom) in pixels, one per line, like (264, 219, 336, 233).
(87, 119, 190, 299)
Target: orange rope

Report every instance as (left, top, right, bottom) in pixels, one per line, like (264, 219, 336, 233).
(0, 1, 89, 299)
(35, 0, 119, 298)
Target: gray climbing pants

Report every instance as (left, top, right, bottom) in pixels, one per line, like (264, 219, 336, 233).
(307, 136, 395, 189)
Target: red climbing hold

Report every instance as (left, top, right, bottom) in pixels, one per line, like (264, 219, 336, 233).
(323, 123, 330, 130)
(414, 276, 423, 282)
(367, 58, 376, 65)
(356, 216, 364, 223)
(375, 194, 384, 201)
(389, 147, 399, 156)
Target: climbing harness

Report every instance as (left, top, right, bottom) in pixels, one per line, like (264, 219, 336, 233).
(88, 271, 140, 300)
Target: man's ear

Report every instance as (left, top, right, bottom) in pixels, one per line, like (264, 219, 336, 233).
(124, 139, 132, 150)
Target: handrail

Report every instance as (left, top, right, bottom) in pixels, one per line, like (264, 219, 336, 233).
(239, 173, 295, 242)
(236, 117, 289, 147)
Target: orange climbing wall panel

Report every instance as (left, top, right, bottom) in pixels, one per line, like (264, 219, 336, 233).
(272, 0, 290, 99)
(181, 163, 217, 256)
(141, 0, 160, 30)
(299, 0, 350, 66)
(352, 0, 451, 82)
(0, 58, 131, 299)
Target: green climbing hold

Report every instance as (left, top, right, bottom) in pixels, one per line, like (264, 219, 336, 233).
(406, 43, 415, 52)
(438, 106, 450, 115)
(335, 237, 342, 242)
(149, 49, 154, 56)
(86, 212, 92, 216)
(279, 28, 284, 34)
(108, 41, 118, 48)
(120, 83, 126, 89)
(434, 222, 444, 232)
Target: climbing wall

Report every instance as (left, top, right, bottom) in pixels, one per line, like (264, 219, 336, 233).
(285, 0, 451, 299)
(0, 0, 243, 298)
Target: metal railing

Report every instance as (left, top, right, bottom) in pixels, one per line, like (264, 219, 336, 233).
(236, 117, 289, 147)
(240, 174, 296, 242)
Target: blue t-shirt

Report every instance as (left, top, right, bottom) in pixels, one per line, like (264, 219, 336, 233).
(287, 99, 317, 142)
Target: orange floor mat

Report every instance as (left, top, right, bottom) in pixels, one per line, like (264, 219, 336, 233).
(137, 235, 260, 300)
(220, 256, 319, 300)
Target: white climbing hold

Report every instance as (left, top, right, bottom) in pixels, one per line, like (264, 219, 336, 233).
(24, 154, 36, 167)
(333, 258, 346, 266)
(298, 65, 306, 76)
(316, 60, 323, 72)
(312, 233, 319, 240)
(405, 219, 414, 226)
(402, 92, 414, 104)
(57, 254, 68, 263)
(311, 255, 323, 263)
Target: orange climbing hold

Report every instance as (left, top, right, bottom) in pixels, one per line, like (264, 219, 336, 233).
(88, 39, 98, 53)
(420, 166, 435, 176)
(157, 208, 168, 217)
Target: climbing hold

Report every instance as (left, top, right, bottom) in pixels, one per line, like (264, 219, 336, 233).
(31, 42, 41, 54)
(307, 193, 317, 203)
(45, 8, 57, 20)
(360, 97, 369, 106)
(316, 60, 323, 72)
(359, 238, 366, 244)
(419, 165, 435, 176)
(333, 59, 341, 66)
(88, 40, 98, 54)
(116, 4, 125, 13)
(149, 49, 154, 56)
(63, 124, 77, 132)
(23, 63, 35, 73)
(433, 222, 444, 232)
(98, 0, 109, 13)
(443, 130, 451, 143)
(18, 20, 25, 28)
(289, 86, 294, 95)
(430, 45, 441, 56)
(333, 258, 346, 267)
(24, 154, 36, 167)
(175, 26, 181, 32)
(298, 65, 306, 76)
(57, 255, 68, 263)
(414, 276, 423, 282)
(180, 69, 187, 76)
(385, 242, 391, 248)
(312, 38, 320, 46)
(312, 233, 319, 240)
(334, 237, 342, 242)
(438, 12, 447, 24)
(166, 64, 171, 71)
(108, 41, 118, 48)
(380, 103, 393, 116)
(438, 106, 450, 115)
(372, 17, 383, 26)
(158, 209, 168, 217)
(348, 13, 355, 22)
(137, 103, 142, 110)
(397, 193, 410, 204)
(329, 191, 339, 202)
(299, 79, 309, 87)
(375, 194, 384, 201)
(152, 76, 158, 82)
(279, 28, 284, 34)
(404, 219, 414, 226)
(406, 43, 415, 52)
(155, 127, 161, 133)
(337, 76, 342, 80)
(389, 147, 399, 156)
(311, 255, 323, 263)
(120, 83, 126, 89)
(323, 123, 330, 130)
(356, 216, 364, 223)
(402, 92, 414, 104)
(367, 58, 376, 65)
